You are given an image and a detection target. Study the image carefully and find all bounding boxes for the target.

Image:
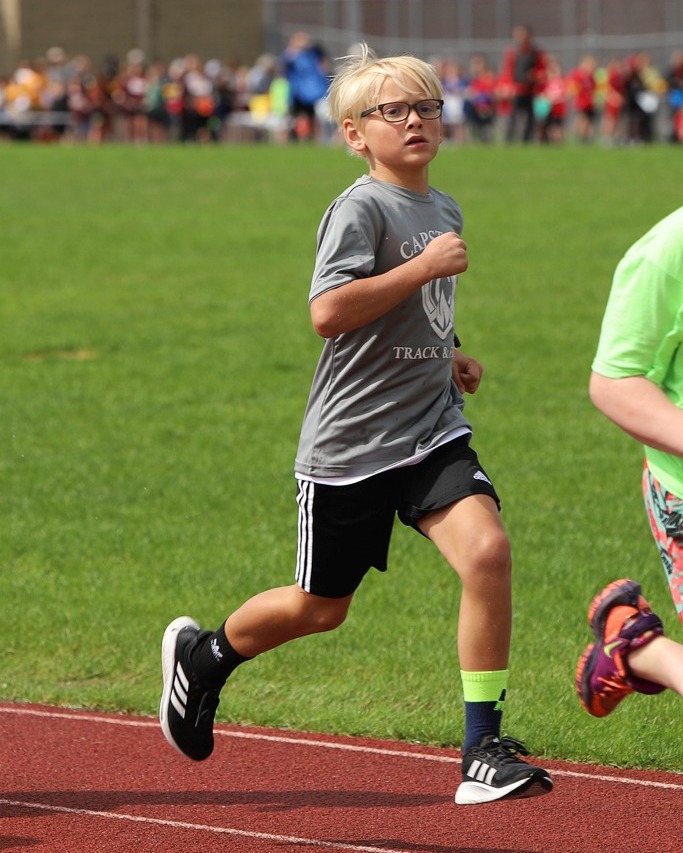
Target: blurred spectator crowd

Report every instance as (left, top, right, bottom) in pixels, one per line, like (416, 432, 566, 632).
(1, 28, 682, 146)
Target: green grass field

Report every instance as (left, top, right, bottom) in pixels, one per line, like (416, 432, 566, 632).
(1, 141, 681, 772)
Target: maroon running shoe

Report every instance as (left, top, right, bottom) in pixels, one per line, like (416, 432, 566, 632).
(576, 579, 665, 717)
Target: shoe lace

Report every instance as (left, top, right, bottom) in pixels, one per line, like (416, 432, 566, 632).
(195, 688, 220, 727)
(598, 673, 629, 693)
(596, 673, 631, 698)
(492, 736, 531, 762)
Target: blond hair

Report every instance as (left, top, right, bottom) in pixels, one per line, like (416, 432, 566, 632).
(328, 43, 443, 128)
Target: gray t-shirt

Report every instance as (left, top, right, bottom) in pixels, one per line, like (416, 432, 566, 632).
(295, 175, 472, 480)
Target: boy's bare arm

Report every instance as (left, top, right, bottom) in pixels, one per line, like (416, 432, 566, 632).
(589, 371, 683, 456)
(310, 232, 468, 338)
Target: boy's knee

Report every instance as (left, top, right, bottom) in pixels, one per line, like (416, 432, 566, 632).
(300, 593, 350, 633)
(466, 528, 512, 578)
(313, 604, 348, 632)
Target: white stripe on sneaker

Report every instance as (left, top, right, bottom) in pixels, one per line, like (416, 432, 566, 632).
(466, 759, 498, 786)
(170, 662, 189, 719)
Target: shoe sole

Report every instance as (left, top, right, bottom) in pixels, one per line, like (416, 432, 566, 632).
(575, 640, 616, 717)
(455, 772, 553, 805)
(588, 578, 641, 640)
(576, 579, 643, 717)
(159, 615, 200, 758)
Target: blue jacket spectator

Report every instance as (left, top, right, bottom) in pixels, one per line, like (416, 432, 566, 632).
(281, 32, 330, 140)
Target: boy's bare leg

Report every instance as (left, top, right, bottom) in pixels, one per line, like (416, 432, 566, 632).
(160, 584, 353, 761)
(418, 494, 512, 671)
(225, 584, 354, 658)
(628, 635, 683, 695)
(420, 493, 551, 803)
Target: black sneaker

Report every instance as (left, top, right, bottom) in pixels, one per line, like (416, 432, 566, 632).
(455, 735, 553, 805)
(159, 616, 220, 761)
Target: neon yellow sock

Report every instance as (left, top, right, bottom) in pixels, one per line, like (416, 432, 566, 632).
(460, 669, 509, 751)
(461, 669, 509, 705)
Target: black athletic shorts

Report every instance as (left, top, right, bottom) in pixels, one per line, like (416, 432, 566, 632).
(294, 436, 500, 598)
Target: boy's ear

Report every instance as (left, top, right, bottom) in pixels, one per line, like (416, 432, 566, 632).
(343, 118, 367, 154)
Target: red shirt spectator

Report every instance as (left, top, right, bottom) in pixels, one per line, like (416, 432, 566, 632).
(568, 55, 598, 142)
(501, 24, 547, 142)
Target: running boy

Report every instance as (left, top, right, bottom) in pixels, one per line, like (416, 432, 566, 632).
(160, 45, 552, 806)
(577, 207, 683, 715)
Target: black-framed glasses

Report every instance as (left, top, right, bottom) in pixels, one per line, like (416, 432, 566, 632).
(360, 99, 444, 122)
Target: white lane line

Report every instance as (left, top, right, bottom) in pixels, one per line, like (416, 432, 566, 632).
(0, 798, 414, 853)
(0, 704, 456, 762)
(2, 703, 682, 791)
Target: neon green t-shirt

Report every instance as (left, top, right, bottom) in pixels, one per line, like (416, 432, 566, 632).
(592, 206, 683, 496)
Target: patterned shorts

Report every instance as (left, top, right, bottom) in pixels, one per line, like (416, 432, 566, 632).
(642, 463, 683, 624)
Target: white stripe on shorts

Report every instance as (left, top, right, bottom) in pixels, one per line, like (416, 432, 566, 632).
(296, 479, 315, 592)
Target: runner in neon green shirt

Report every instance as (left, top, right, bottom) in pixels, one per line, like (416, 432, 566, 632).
(576, 207, 683, 720)
(592, 205, 683, 496)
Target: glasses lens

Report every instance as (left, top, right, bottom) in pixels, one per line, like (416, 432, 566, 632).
(417, 100, 442, 118)
(380, 103, 409, 121)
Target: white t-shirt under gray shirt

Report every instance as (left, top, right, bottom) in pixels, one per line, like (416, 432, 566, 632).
(295, 175, 472, 484)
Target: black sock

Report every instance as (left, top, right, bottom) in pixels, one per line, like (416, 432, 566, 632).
(190, 621, 252, 689)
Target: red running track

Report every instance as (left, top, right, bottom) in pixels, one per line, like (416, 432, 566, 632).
(1, 703, 681, 853)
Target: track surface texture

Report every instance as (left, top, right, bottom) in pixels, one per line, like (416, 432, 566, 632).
(1, 703, 681, 852)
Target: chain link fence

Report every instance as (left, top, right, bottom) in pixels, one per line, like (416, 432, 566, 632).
(263, 0, 683, 72)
